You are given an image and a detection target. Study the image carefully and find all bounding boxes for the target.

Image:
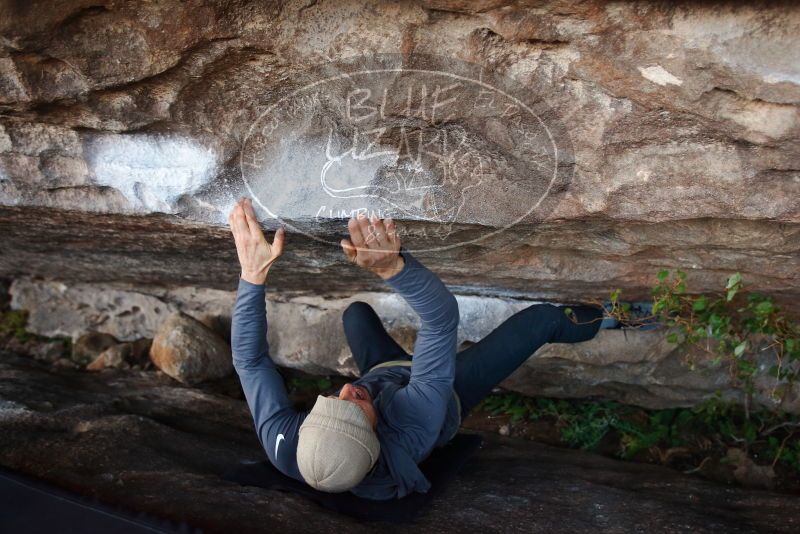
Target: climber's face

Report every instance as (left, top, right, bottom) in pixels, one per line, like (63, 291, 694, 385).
(329, 383, 378, 429)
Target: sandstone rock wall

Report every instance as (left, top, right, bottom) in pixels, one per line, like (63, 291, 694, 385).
(1, 1, 798, 409)
(11, 278, 799, 413)
(0, 1, 797, 302)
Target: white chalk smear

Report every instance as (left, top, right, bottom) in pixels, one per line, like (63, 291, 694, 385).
(87, 134, 219, 213)
(638, 65, 684, 87)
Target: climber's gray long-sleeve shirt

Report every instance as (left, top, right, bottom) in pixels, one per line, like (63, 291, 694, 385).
(231, 249, 460, 500)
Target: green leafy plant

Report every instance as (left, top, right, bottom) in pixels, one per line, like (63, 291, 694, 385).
(577, 271, 800, 416)
(478, 393, 800, 477)
(0, 310, 32, 342)
(559, 401, 621, 450)
(481, 391, 539, 423)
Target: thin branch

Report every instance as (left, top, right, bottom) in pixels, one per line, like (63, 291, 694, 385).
(771, 431, 795, 469)
(684, 456, 712, 475)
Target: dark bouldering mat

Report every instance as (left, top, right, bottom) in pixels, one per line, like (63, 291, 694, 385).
(222, 432, 483, 523)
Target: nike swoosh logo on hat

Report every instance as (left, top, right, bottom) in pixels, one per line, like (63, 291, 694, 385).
(275, 433, 285, 457)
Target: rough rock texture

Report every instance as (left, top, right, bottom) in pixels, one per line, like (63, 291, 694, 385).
(11, 278, 800, 413)
(86, 344, 129, 370)
(27, 339, 67, 363)
(10, 279, 234, 342)
(150, 312, 232, 384)
(1, 1, 799, 407)
(0, 0, 797, 302)
(71, 331, 119, 366)
(1, 353, 798, 534)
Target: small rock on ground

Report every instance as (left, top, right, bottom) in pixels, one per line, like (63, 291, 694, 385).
(150, 313, 232, 385)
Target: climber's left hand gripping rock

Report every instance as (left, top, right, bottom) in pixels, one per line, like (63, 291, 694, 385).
(228, 197, 285, 285)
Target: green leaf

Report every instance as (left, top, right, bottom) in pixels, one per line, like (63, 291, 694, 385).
(563, 307, 574, 317)
(726, 288, 738, 302)
(657, 270, 669, 281)
(666, 332, 679, 344)
(755, 301, 774, 315)
(610, 288, 621, 303)
(734, 341, 747, 358)
(692, 296, 708, 312)
(747, 292, 765, 303)
(726, 272, 743, 290)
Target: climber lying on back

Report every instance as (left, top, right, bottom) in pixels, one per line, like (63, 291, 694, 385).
(228, 197, 610, 500)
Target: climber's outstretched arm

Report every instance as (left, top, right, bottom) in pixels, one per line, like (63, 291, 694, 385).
(228, 198, 306, 482)
(341, 215, 459, 461)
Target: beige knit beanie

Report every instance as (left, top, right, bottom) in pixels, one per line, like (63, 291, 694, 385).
(297, 395, 381, 492)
